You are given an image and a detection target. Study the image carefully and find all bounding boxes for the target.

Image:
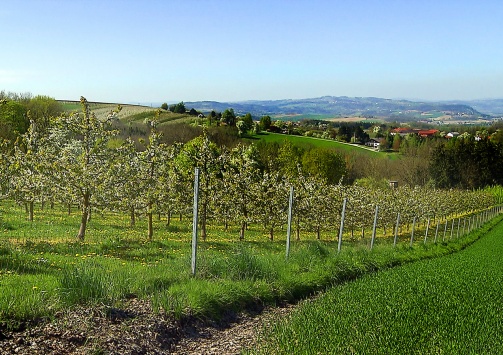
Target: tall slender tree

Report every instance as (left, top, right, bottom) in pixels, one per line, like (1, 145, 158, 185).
(136, 110, 173, 241)
(40, 97, 118, 241)
(221, 144, 261, 240)
(175, 130, 222, 241)
(9, 115, 48, 221)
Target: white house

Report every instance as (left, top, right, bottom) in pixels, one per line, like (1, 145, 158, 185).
(365, 138, 382, 149)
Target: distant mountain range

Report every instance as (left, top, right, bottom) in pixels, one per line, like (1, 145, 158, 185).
(442, 99, 503, 116)
(181, 96, 503, 119)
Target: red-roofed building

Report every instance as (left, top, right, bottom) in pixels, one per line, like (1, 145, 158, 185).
(418, 129, 439, 137)
(391, 127, 416, 136)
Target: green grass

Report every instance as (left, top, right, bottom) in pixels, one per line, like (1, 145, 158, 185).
(0, 200, 500, 332)
(254, 132, 399, 160)
(253, 217, 503, 354)
(60, 102, 81, 111)
(59, 101, 118, 112)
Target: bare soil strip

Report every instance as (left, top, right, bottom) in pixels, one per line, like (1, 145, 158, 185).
(0, 299, 294, 354)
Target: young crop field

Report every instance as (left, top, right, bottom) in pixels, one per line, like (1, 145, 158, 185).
(253, 217, 503, 354)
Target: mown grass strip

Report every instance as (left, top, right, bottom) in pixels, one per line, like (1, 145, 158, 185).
(252, 218, 503, 354)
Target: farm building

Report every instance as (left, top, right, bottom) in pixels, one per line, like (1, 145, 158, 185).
(418, 129, 439, 137)
(365, 138, 382, 149)
(390, 127, 416, 136)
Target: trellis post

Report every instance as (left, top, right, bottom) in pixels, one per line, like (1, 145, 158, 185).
(393, 212, 400, 247)
(410, 216, 417, 247)
(338, 198, 347, 253)
(286, 186, 294, 260)
(191, 168, 200, 277)
(434, 221, 440, 244)
(370, 205, 379, 250)
(424, 218, 430, 244)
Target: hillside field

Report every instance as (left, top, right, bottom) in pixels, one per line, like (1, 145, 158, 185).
(59, 100, 194, 126)
(253, 132, 399, 159)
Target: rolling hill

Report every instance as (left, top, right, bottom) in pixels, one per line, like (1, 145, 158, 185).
(184, 96, 493, 120)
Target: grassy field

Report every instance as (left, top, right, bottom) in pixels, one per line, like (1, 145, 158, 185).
(253, 217, 503, 354)
(253, 132, 399, 159)
(1, 199, 499, 331)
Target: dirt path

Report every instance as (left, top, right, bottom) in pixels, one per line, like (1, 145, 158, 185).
(0, 299, 295, 354)
(170, 304, 294, 354)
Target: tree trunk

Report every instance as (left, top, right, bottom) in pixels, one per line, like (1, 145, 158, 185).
(166, 210, 171, 226)
(240, 221, 246, 240)
(179, 212, 183, 221)
(201, 202, 207, 241)
(76, 192, 90, 241)
(29, 201, 34, 222)
(316, 225, 321, 240)
(147, 203, 153, 241)
(130, 207, 136, 227)
(25, 203, 29, 214)
(68, 204, 71, 215)
(269, 227, 274, 241)
(296, 216, 300, 241)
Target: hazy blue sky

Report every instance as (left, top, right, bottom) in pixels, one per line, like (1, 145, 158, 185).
(1, 0, 502, 103)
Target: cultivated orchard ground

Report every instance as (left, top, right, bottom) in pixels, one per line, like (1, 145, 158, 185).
(0, 195, 501, 332)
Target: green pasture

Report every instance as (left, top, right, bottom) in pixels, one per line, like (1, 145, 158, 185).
(253, 216, 503, 354)
(271, 114, 337, 122)
(0, 200, 500, 331)
(59, 101, 118, 112)
(254, 132, 399, 159)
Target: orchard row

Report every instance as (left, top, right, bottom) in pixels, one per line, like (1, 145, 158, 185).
(0, 98, 496, 241)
